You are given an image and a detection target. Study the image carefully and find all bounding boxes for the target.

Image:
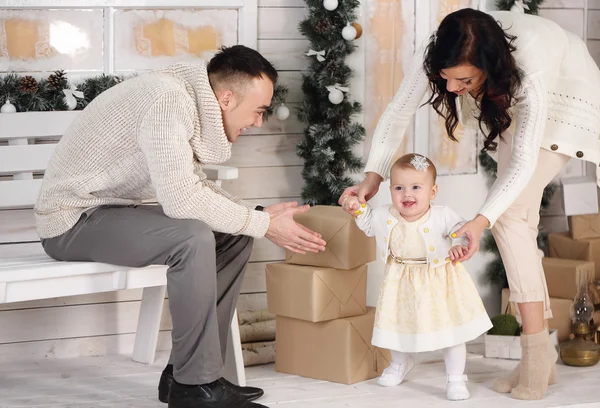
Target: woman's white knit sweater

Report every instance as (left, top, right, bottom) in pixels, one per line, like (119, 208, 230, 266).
(35, 63, 271, 239)
(365, 10, 600, 226)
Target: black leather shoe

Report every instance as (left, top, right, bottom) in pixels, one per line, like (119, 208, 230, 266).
(167, 379, 267, 408)
(217, 377, 264, 401)
(158, 370, 172, 403)
(159, 370, 265, 403)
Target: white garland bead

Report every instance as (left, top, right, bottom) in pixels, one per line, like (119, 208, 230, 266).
(323, 0, 338, 11)
(342, 23, 357, 41)
(328, 88, 344, 104)
(0, 99, 16, 113)
(275, 103, 290, 120)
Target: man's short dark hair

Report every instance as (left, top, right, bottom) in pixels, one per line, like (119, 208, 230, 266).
(207, 45, 278, 90)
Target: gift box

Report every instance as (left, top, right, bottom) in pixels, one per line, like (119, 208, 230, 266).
(569, 214, 600, 240)
(549, 297, 573, 342)
(286, 205, 376, 270)
(275, 308, 390, 384)
(561, 176, 599, 216)
(548, 232, 600, 279)
(266, 262, 367, 322)
(543, 258, 595, 300)
(484, 329, 559, 360)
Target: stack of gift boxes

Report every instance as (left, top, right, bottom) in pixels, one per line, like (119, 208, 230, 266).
(502, 213, 599, 342)
(265, 206, 391, 384)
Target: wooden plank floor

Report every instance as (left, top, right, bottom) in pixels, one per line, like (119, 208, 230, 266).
(1, 343, 599, 407)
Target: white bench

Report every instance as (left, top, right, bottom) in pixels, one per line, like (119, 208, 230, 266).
(0, 111, 246, 385)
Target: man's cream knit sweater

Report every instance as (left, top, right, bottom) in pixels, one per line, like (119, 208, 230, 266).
(35, 63, 271, 239)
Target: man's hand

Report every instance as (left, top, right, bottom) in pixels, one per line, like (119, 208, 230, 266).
(265, 204, 327, 254)
(338, 172, 383, 215)
(453, 214, 489, 263)
(264, 201, 299, 215)
(265, 201, 323, 240)
(448, 245, 467, 265)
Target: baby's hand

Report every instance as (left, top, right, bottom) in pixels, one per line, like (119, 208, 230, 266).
(343, 197, 364, 217)
(448, 245, 467, 265)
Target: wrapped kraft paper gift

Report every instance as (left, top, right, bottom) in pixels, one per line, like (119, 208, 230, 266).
(548, 297, 574, 343)
(568, 214, 600, 240)
(286, 206, 376, 270)
(549, 232, 600, 279)
(275, 308, 390, 384)
(543, 258, 595, 300)
(265, 262, 367, 322)
(561, 176, 599, 216)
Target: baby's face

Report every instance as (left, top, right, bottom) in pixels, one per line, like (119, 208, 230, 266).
(390, 167, 437, 222)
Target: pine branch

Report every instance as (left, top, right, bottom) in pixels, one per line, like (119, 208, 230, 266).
(481, 232, 500, 255)
(77, 74, 120, 109)
(263, 84, 289, 121)
(0, 72, 127, 112)
(541, 182, 557, 209)
(479, 150, 497, 179)
(485, 258, 509, 288)
(495, 0, 545, 15)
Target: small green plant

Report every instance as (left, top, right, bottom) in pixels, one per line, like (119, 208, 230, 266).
(488, 314, 521, 336)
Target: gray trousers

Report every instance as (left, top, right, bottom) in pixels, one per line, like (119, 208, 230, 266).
(42, 205, 253, 385)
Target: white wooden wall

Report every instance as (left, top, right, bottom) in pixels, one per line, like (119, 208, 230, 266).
(0, 0, 307, 363)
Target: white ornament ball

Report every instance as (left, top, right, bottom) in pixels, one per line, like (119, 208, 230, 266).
(342, 23, 357, 41)
(328, 88, 344, 105)
(64, 96, 78, 110)
(0, 98, 16, 113)
(323, 0, 338, 11)
(275, 103, 290, 121)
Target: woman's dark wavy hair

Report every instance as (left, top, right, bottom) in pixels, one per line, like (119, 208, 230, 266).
(423, 8, 523, 151)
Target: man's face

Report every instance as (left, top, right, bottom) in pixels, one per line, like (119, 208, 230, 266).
(217, 75, 274, 143)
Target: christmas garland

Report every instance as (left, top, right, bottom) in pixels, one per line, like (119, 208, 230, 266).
(0, 71, 288, 121)
(483, 0, 550, 288)
(0, 71, 125, 113)
(296, 0, 365, 205)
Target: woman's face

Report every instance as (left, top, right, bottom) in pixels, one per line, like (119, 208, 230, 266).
(440, 64, 486, 96)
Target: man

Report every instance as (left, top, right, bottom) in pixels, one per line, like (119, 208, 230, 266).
(35, 46, 326, 408)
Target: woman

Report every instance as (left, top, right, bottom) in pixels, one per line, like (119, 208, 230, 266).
(339, 7, 600, 401)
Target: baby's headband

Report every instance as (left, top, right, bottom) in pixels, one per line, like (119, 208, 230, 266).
(410, 155, 430, 172)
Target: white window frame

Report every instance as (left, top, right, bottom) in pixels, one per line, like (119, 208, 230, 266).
(0, 0, 258, 74)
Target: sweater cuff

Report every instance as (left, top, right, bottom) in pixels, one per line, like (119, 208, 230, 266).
(477, 206, 499, 230)
(242, 209, 271, 238)
(364, 149, 396, 180)
(239, 199, 260, 210)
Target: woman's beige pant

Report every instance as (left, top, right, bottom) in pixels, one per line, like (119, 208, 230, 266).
(492, 131, 571, 320)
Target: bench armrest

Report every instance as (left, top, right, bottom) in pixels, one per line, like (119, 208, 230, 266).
(203, 165, 239, 181)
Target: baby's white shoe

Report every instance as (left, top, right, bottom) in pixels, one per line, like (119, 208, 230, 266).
(446, 374, 470, 401)
(377, 357, 414, 387)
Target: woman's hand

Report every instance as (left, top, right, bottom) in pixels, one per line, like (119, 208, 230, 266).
(338, 172, 383, 215)
(452, 214, 490, 262)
